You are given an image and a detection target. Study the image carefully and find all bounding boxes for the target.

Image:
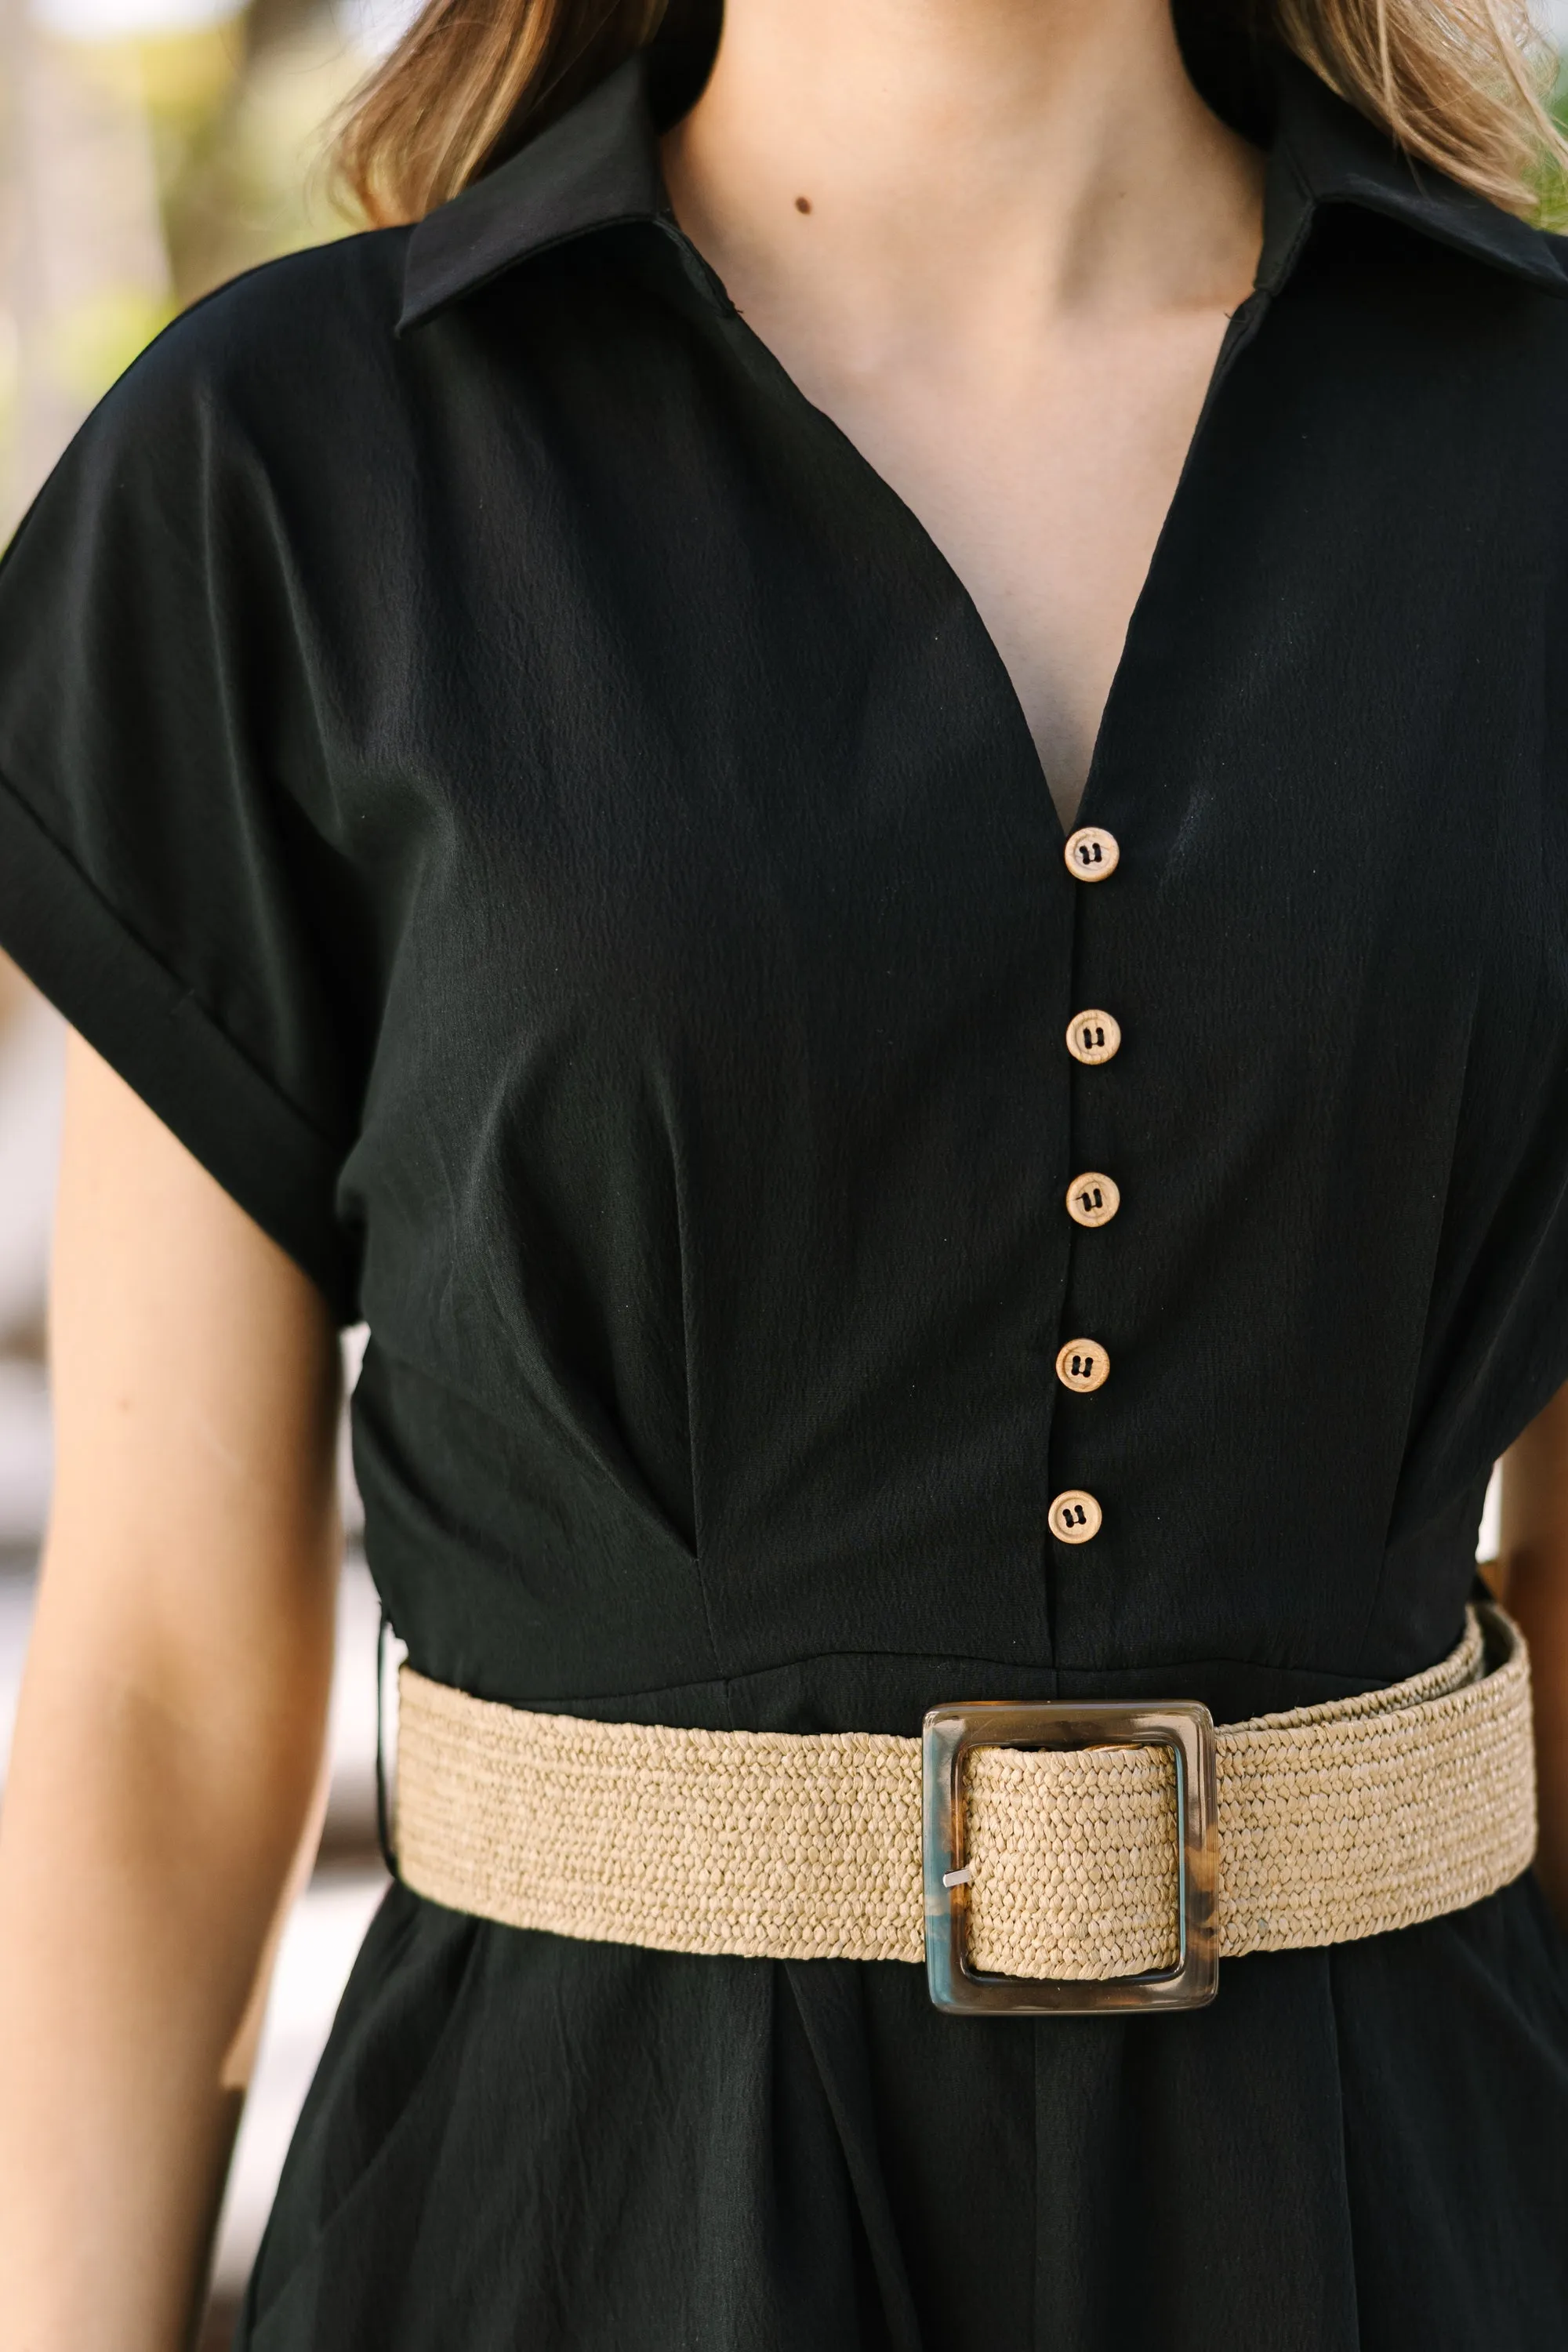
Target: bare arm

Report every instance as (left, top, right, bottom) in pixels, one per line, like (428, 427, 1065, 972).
(1496, 1383, 1568, 1930)
(0, 1035, 343, 2349)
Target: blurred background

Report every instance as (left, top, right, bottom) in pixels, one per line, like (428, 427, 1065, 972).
(2, 0, 1566, 2339)
(0, 0, 411, 2335)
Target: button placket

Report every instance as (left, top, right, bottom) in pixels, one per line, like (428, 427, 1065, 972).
(1051, 829, 1121, 1547)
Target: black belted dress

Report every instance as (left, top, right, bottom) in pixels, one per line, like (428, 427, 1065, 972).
(1, 43, 1566, 2352)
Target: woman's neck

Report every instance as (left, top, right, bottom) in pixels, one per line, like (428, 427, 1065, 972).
(660, 0, 1266, 824)
(661, 0, 1265, 367)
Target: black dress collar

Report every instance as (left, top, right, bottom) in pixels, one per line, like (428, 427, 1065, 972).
(400, 59, 662, 331)
(1259, 46, 1567, 299)
(399, 42, 1567, 332)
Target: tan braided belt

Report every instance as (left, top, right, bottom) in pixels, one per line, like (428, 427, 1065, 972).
(393, 1602, 1534, 2014)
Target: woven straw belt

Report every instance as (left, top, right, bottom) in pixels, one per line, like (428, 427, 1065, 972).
(393, 1605, 1535, 1978)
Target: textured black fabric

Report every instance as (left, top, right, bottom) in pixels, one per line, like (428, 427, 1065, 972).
(2, 45, 1567, 2350)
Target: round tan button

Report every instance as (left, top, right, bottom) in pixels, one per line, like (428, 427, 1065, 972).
(1055, 1338, 1109, 1393)
(1050, 1490, 1102, 1544)
(1064, 826, 1120, 882)
(1065, 1171, 1120, 1229)
(1065, 1010, 1120, 1066)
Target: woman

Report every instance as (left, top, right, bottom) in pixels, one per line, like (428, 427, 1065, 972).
(0, 0, 1565, 2342)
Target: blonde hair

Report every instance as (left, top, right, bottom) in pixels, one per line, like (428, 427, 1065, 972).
(334, 0, 1567, 230)
(1277, 0, 1566, 216)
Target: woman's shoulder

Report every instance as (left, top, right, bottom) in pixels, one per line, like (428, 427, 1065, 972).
(0, 221, 459, 604)
(90, 224, 416, 456)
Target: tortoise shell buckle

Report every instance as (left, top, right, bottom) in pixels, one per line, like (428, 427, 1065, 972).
(922, 1700, 1219, 2014)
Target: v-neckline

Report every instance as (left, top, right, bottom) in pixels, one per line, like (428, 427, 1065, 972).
(659, 212, 1270, 850)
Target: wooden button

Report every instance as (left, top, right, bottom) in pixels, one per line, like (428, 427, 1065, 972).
(1066, 1009, 1120, 1065)
(1050, 1490, 1102, 1544)
(1055, 1338, 1109, 1393)
(1065, 1172, 1120, 1228)
(1064, 826, 1120, 881)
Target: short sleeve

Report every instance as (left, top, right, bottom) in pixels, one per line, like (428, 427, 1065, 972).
(0, 298, 369, 1320)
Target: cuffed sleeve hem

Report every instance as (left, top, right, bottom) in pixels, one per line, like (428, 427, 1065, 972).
(0, 769, 359, 1323)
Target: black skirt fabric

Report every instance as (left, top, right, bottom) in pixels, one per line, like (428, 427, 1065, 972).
(1, 42, 1567, 2350)
(240, 1875, 1568, 2350)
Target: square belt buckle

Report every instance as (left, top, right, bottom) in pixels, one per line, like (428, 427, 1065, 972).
(922, 1700, 1219, 2015)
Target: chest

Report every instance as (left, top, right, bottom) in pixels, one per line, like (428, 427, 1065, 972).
(764, 299, 1246, 826)
(321, 246, 1568, 1655)
(334, 250, 1565, 1156)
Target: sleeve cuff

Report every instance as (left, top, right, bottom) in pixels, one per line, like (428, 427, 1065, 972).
(0, 771, 359, 1323)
